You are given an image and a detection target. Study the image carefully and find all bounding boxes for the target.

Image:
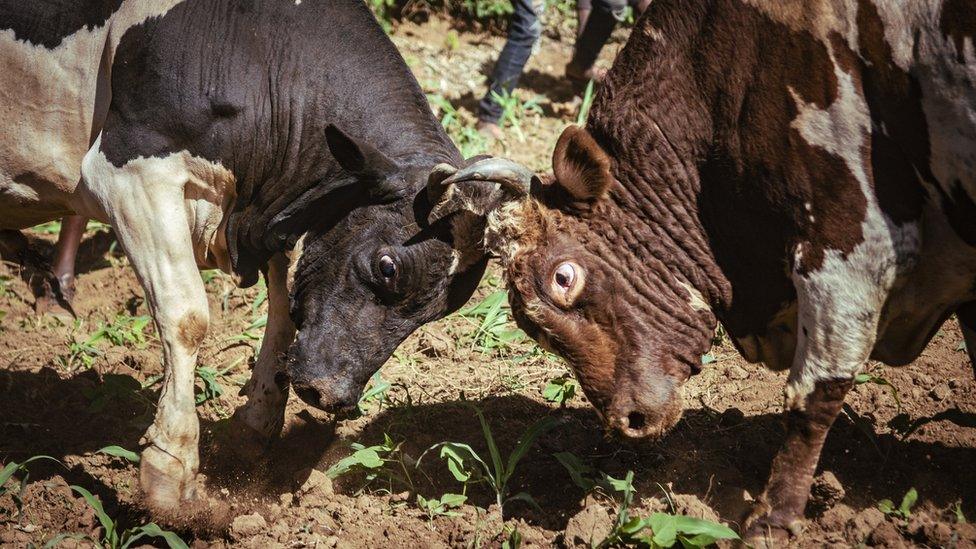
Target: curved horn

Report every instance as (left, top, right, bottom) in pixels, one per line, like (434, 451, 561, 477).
(427, 157, 535, 225)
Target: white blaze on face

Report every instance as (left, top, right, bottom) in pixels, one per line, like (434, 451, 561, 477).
(785, 40, 921, 402)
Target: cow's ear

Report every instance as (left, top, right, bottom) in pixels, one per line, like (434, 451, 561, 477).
(551, 125, 613, 202)
(325, 124, 397, 180)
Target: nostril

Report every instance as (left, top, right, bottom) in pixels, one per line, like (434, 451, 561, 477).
(626, 411, 646, 431)
(295, 386, 321, 408)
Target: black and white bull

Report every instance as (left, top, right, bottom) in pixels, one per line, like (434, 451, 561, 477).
(0, 0, 532, 511)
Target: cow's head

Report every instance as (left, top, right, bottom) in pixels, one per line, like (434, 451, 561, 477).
(280, 125, 536, 415)
(480, 126, 715, 439)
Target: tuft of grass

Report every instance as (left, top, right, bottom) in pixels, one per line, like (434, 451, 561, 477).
(421, 404, 557, 519)
(456, 290, 526, 353)
(489, 89, 542, 142)
(427, 93, 488, 158)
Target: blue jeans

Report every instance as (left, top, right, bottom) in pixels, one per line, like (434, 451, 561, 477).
(477, 0, 628, 124)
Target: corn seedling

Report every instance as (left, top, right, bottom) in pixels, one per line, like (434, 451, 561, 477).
(51, 485, 188, 549)
(327, 434, 417, 495)
(0, 455, 62, 519)
(82, 373, 152, 413)
(879, 488, 918, 519)
(502, 524, 522, 549)
(576, 79, 595, 126)
(97, 445, 140, 464)
(417, 492, 467, 525)
(955, 502, 967, 524)
(542, 375, 577, 407)
(489, 89, 542, 142)
(420, 405, 558, 519)
(427, 94, 488, 158)
(456, 290, 526, 353)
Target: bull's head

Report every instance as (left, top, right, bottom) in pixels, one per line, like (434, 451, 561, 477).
(280, 125, 535, 415)
(476, 126, 716, 439)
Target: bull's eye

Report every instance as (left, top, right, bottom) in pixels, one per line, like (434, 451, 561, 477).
(550, 261, 584, 305)
(378, 254, 398, 280)
(554, 263, 576, 289)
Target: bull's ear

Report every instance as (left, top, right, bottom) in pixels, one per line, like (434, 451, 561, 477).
(325, 124, 397, 180)
(552, 125, 613, 201)
(426, 157, 535, 225)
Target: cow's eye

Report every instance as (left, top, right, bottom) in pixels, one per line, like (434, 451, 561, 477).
(378, 254, 398, 280)
(550, 261, 584, 304)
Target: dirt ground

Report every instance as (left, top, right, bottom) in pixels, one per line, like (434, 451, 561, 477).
(2, 16, 976, 549)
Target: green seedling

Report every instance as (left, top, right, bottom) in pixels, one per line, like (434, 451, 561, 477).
(955, 502, 967, 524)
(49, 485, 188, 549)
(460, 0, 513, 20)
(855, 371, 902, 414)
(576, 79, 596, 125)
(502, 524, 522, 549)
(457, 290, 526, 353)
(417, 492, 467, 524)
(229, 314, 268, 342)
(92, 315, 152, 347)
(879, 487, 918, 519)
(0, 455, 62, 519)
(82, 374, 149, 413)
(97, 446, 140, 464)
(427, 93, 488, 158)
(194, 364, 236, 406)
(489, 89, 542, 142)
(357, 372, 392, 415)
(555, 457, 737, 548)
(421, 405, 558, 519)
(542, 375, 577, 407)
(327, 434, 416, 495)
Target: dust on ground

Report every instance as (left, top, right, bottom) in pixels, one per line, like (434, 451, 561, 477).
(2, 16, 975, 549)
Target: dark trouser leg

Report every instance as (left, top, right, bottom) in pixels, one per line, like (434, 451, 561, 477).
(745, 380, 853, 546)
(959, 302, 976, 378)
(477, 0, 543, 124)
(567, 0, 626, 75)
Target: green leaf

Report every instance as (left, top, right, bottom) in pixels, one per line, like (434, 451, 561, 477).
(439, 493, 467, 509)
(505, 416, 558, 479)
(98, 445, 141, 463)
(542, 376, 577, 405)
(131, 522, 189, 549)
(70, 485, 117, 545)
(468, 406, 505, 483)
(553, 452, 597, 492)
(0, 455, 61, 488)
(899, 488, 918, 517)
(878, 499, 896, 514)
(326, 447, 384, 479)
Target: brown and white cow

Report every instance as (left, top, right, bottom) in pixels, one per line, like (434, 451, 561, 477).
(438, 0, 976, 543)
(0, 0, 533, 513)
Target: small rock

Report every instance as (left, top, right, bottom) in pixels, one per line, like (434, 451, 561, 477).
(868, 521, 908, 548)
(324, 536, 340, 548)
(809, 471, 845, 514)
(279, 492, 294, 507)
(847, 507, 885, 540)
(948, 378, 959, 389)
(297, 468, 334, 499)
(564, 504, 613, 547)
(727, 365, 749, 380)
(930, 383, 951, 401)
(230, 513, 268, 540)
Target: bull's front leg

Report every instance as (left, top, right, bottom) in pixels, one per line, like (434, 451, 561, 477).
(230, 252, 296, 452)
(744, 255, 887, 545)
(83, 144, 210, 511)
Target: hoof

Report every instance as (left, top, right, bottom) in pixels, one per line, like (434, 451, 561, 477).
(742, 503, 801, 548)
(35, 274, 76, 319)
(140, 444, 199, 512)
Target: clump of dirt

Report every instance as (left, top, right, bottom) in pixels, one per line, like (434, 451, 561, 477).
(2, 15, 975, 549)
